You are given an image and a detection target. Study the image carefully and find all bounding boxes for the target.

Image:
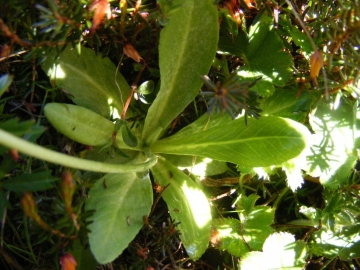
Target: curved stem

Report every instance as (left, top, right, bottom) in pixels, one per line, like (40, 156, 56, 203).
(0, 129, 157, 173)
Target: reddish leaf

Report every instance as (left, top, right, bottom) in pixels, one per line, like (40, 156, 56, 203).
(123, 43, 142, 62)
(310, 50, 323, 85)
(90, 0, 110, 34)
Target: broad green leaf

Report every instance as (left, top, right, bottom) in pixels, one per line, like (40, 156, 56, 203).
(150, 157, 212, 260)
(260, 87, 314, 122)
(240, 232, 307, 270)
(303, 96, 358, 187)
(212, 195, 274, 257)
(141, 0, 218, 144)
(42, 46, 131, 118)
(45, 103, 115, 146)
(151, 114, 310, 167)
(2, 170, 57, 192)
(218, 15, 293, 96)
(86, 172, 153, 264)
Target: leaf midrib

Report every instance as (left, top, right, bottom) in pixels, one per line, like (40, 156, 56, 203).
(155, 135, 304, 151)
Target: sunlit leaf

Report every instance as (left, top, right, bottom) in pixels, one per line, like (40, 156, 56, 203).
(86, 172, 153, 264)
(303, 97, 358, 187)
(240, 232, 307, 270)
(312, 225, 360, 261)
(150, 157, 212, 260)
(151, 113, 310, 167)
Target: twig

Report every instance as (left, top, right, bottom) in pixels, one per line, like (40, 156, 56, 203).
(150, 183, 170, 216)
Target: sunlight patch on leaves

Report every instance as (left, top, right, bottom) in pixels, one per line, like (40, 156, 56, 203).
(303, 96, 359, 187)
(240, 232, 307, 270)
(212, 194, 274, 257)
(151, 157, 212, 260)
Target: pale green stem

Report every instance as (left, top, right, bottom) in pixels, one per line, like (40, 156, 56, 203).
(0, 129, 157, 173)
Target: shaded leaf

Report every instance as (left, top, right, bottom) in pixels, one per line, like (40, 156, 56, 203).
(151, 156, 212, 260)
(44, 103, 114, 146)
(86, 172, 153, 264)
(0, 119, 44, 138)
(260, 87, 313, 122)
(218, 15, 293, 96)
(141, 0, 218, 144)
(279, 15, 312, 59)
(151, 113, 310, 167)
(2, 170, 57, 192)
(121, 124, 138, 148)
(42, 46, 131, 118)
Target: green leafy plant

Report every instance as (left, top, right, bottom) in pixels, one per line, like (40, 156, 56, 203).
(0, 0, 310, 265)
(1, 0, 360, 269)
